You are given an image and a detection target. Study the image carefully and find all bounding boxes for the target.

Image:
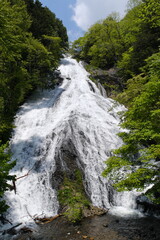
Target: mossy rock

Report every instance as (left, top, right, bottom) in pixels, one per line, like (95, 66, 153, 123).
(58, 170, 90, 223)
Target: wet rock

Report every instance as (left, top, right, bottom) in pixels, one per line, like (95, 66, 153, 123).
(136, 196, 160, 216)
(149, 226, 154, 231)
(1, 223, 22, 236)
(84, 64, 124, 97)
(20, 227, 33, 234)
(83, 205, 108, 217)
(103, 224, 109, 228)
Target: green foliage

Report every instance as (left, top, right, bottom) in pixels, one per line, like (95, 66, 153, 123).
(118, 0, 160, 78)
(0, 142, 16, 213)
(58, 170, 90, 222)
(0, 0, 68, 214)
(115, 73, 147, 106)
(140, 0, 160, 28)
(103, 51, 160, 204)
(72, 0, 159, 82)
(72, 14, 125, 69)
(0, 0, 68, 138)
(42, 35, 62, 60)
(24, 0, 68, 49)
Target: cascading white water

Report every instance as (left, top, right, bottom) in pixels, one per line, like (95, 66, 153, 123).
(2, 57, 142, 231)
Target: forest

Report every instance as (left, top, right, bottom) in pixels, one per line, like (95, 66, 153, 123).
(0, 0, 160, 216)
(0, 0, 68, 213)
(72, 0, 160, 204)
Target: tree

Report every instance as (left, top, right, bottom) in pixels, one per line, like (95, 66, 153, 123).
(0, 0, 69, 214)
(0, 142, 16, 214)
(0, 0, 31, 140)
(0, 0, 68, 141)
(127, 0, 142, 10)
(103, 51, 160, 204)
(72, 15, 126, 69)
(117, 0, 160, 79)
(73, 0, 160, 82)
(24, 0, 68, 49)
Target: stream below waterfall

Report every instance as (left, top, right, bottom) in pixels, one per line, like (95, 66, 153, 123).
(13, 213, 160, 240)
(0, 56, 160, 239)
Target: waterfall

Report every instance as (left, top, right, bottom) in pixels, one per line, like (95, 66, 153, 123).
(3, 57, 142, 230)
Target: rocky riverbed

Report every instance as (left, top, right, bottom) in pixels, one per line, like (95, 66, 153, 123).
(9, 211, 160, 240)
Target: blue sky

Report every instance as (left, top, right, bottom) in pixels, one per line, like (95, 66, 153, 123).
(40, 0, 129, 42)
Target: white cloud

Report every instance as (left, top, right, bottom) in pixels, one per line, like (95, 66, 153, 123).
(71, 0, 128, 31)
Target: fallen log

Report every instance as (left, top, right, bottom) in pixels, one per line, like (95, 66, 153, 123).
(34, 214, 61, 224)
